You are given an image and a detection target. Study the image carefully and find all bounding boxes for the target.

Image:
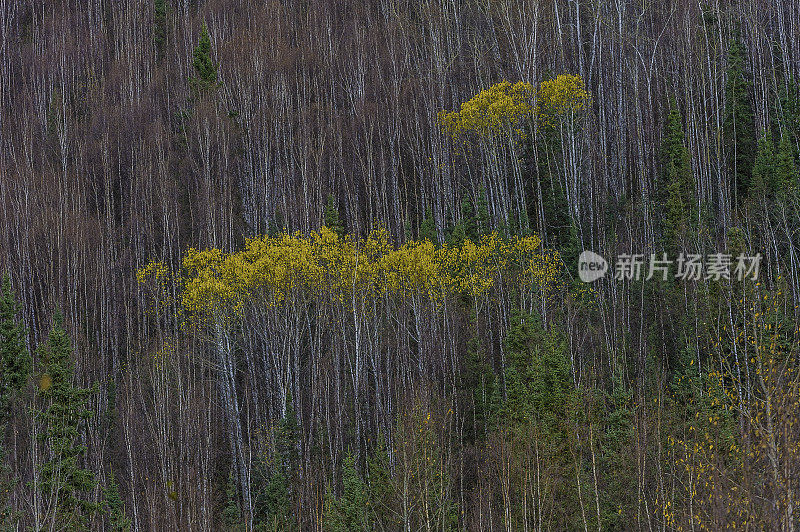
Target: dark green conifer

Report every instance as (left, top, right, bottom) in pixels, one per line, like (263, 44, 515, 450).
(750, 132, 775, 200)
(154, 0, 168, 60)
(36, 310, 99, 529)
(0, 275, 30, 414)
(460, 196, 478, 241)
(324, 194, 345, 237)
(419, 207, 437, 243)
(475, 187, 490, 236)
(775, 131, 799, 200)
(660, 99, 693, 253)
(104, 469, 131, 531)
(190, 23, 218, 95)
(723, 35, 756, 204)
(324, 453, 371, 531)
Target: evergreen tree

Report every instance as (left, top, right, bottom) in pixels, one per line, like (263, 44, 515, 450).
(154, 0, 168, 60)
(324, 194, 345, 237)
(778, 78, 800, 150)
(460, 195, 478, 241)
(475, 187, 490, 236)
(503, 310, 575, 430)
(419, 207, 437, 243)
(460, 334, 498, 443)
(252, 392, 298, 530)
(0, 274, 31, 414)
(324, 453, 371, 531)
(190, 23, 218, 95)
(775, 131, 799, 201)
(660, 99, 693, 254)
(222, 469, 244, 530)
(104, 469, 131, 531)
(268, 210, 286, 238)
(35, 310, 99, 529)
(502, 310, 579, 527)
(0, 274, 29, 529)
(366, 439, 398, 527)
(599, 372, 634, 529)
(0, 446, 13, 529)
(723, 34, 756, 205)
(750, 131, 776, 200)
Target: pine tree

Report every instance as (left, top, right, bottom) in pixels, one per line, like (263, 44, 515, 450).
(324, 194, 345, 237)
(104, 469, 131, 531)
(0, 274, 28, 532)
(419, 207, 437, 243)
(190, 23, 218, 95)
(35, 310, 99, 529)
(154, 0, 168, 60)
(775, 131, 799, 201)
(460, 335, 497, 443)
(750, 131, 775, 200)
(324, 453, 371, 531)
(599, 371, 634, 529)
(0, 274, 31, 414)
(460, 196, 478, 241)
(660, 99, 693, 254)
(723, 34, 756, 205)
(252, 392, 298, 530)
(475, 187, 490, 236)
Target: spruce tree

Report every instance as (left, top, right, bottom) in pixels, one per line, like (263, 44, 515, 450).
(154, 0, 168, 60)
(0, 274, 31, 413)
(366, 440, 398, 527)
(324, 453, 371, 531)
(252, 392, 298, 529)
(0, 274, 29, 527)
(324, 194, 345, 237)
(599, 372, 634, 529)
(660, 99, 693, 254)
(723, 35, 756, 205)
(775, 131, 799, 201)
(460, 334, 498, 443)
(475, 187, 490, 236)
(190, 23, 218, 95)
(104, 469, 131, 531)
(419, 207, 437, 243)
(750, 132, 775, 200)
(222, 469, 244, 530)
(36, 310, 99, 529)
(460, 196, 478, 241)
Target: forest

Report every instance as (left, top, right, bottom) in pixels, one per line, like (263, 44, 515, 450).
(1, 0, 800, 530)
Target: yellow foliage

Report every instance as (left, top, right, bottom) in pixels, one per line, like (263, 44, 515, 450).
(437, 75, 589, 140)
(138, 227, 562, 325)
(438, 80, 535, 139)
(536, 74, 589, 124)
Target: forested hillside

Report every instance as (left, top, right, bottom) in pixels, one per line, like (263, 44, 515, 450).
(1, 0, 800, 530)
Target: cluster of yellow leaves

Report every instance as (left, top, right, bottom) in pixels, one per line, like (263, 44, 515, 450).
(536, 74, 589, 126)
(437, 75, 589, 140)
(438, 81, 535, 139)
(138, 226, 561, 323)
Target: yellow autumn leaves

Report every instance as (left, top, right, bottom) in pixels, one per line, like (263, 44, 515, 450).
(438, 80, 535, 139)
(536, 74, 590, 124)
(437, 74, 589, 139)
(138, 227, 562, 322)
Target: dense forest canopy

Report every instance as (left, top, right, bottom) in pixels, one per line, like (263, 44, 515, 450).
(1, 0, 800, 530)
